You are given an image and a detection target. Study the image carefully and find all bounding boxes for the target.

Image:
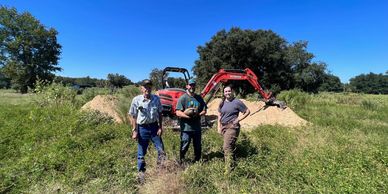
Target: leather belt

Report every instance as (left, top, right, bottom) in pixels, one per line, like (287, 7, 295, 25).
(138, 122, 158, 127)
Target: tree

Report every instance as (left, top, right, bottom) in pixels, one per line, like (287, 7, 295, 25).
(149, 68, 163, 89)
(166, 77, 186, 88)
(194, 28, 322, 93)
(318, 73, 343, 92)
(0, 70, 11, 88)
(107, 73, 132, 88)
(349, 73, 388, 94)
(0, 6, 62, 93)
(294, 62, 327, 93)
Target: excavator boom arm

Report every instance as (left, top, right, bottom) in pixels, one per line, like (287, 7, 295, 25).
(200, 68, 273, 103)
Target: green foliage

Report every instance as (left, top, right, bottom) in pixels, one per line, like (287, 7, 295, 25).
(34, 80, 77, 107)
(0, 6, 61, 93)
(115, 85, 141, 99)
(194, 28, 337, 94)
(195, 28, 292, 91)
(115, 85, 141, 124)
(0, 71, 11, 88)
(78, 87, 111, 104)
(0, 103, 137, 193)
(152, 68, 190, 90)
(277, 89, 312, 110)
(318, 73, 343, 92)
(1, 90, 387, 193)
(0, 89, 33, 105)
(294, 62, 326, 93)
(361, 99, 379, 111)
(78, 110, 115, 126)
(166, 77, 187, 89)
(107, 73, 132, 88)
(349, 72, 388, 94)
(149, 68, 163, 89)
(54, 76, 107, 88)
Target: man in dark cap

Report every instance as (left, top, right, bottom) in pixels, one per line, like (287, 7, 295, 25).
(176, 78, 207, 163)
(129, 79, 165, 183)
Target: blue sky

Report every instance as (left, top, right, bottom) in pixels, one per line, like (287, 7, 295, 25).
(2, 0, 387, 83)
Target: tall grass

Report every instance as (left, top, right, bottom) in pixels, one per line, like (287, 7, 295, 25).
(0, 89, 33, 105)
(0, 88, 387, 193)
(277, 89, 312, 110)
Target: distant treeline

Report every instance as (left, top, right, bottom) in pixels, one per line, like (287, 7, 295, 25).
(1, 69, 388, 94)
(54, 76, 107, 87)
(54, 73, 135, 88)
(348, 72, 388, 94)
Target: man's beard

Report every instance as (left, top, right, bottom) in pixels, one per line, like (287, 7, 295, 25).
(188, 88, 195, 93)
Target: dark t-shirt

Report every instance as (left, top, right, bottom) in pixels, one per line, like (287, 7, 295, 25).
(176, 93, 207, 131)
(218, 98, 248, 125)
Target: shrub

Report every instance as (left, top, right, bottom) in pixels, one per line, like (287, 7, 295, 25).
(79, 87, 111, 104)
(116, 85, 140, 98)
(78, 110, 115, 127)
(115, 85, 141, 124)
(34, 80, 77, 107)
(277, 89, 312, 110)
(361, 99, 379, 111)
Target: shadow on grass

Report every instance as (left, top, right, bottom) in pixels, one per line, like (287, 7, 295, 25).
(203, 133, 259, 162)
(236, 133, 258, 158)
(203, 150, 224, 162)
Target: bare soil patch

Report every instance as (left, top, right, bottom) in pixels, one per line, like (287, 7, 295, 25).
(81, 95, 123, 123)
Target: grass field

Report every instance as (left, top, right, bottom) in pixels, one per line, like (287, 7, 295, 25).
(0, 88, 387, 193)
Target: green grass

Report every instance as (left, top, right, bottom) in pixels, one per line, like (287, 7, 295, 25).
(0, 89, 387, 193)
(0, 89, 34, 105)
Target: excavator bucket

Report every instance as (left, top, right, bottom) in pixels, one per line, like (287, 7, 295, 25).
(265, 97, 287, 109)
(250, 98, 287, 116)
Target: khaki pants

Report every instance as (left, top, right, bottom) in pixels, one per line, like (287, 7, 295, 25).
(222, 123, 240, 172)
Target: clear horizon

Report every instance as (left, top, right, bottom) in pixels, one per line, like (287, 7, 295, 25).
(2, 0, 387, 83)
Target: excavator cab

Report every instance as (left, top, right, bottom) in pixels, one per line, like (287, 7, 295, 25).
(161, 67, 190, 89)
(157, 67, 191, 117)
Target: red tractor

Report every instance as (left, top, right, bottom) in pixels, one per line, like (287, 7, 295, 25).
(157, 67, 286, 128)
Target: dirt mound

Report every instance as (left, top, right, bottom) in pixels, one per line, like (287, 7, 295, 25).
(207, 98, 308, 130)
(81, 95, 123, 123)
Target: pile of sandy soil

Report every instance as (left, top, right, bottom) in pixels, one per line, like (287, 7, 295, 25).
(81, 95, 123, 123)
(207, 98, 308, 130)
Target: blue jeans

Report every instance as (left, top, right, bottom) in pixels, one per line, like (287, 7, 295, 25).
(180, 131, 201, 162)
(137, 123, 165, 172)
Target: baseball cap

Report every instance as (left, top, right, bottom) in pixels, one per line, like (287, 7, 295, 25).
(188, 78, 196, 85)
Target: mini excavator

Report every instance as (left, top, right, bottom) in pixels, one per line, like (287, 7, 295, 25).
(156, 67, 286, 128)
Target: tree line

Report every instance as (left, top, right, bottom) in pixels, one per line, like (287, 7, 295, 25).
(54, 74, 133, 88)
(1, 6, 387, 94)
